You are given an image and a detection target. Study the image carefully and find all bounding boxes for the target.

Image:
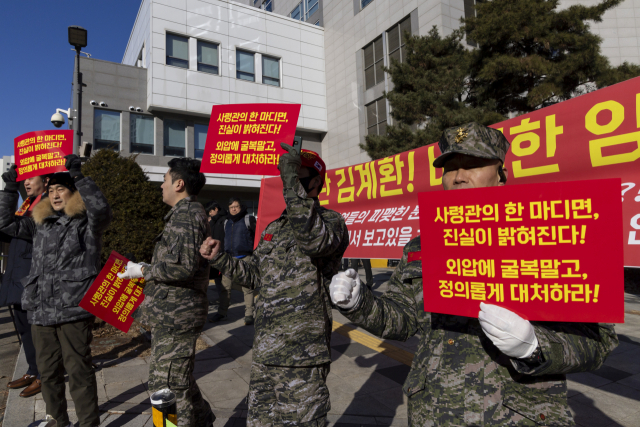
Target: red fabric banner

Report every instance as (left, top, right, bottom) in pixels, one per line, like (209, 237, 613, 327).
(419, 179, 624, 323)
(200, 103, 301, 176)
(255, 77, 640, 267)
(79, 251, 145, 333)
(14, 130, 73, 181)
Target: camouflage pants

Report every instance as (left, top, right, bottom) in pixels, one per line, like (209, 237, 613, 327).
(149, 327, 214, 427)
(247, 362, 330, 427)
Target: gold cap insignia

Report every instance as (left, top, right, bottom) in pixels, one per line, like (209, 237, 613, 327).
(455, 127, 469, 144)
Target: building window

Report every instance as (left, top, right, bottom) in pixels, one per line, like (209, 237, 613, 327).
(93, 109, 120, 151)
(194, 124, 207, 159)
(130, 114, 154, 154)
(361, 0, 374, 10)
(197, 40, 219, 74)
(290, 0, 316, 21)
(366, 98, 387, 136)
(290, 2, 303, 20)
(236, 50, 255, 82)
(166, 34, 189, 68)
(262, 56, 280, 87)
(262, 0, 273, 12)
(315, 20, 320, 26)
(363, 36, 384, 90)
(305, 0, 319, 19)
(163, 119, 186, 157)
(387, 16, 411, 65)
(464, 0, 483, 46)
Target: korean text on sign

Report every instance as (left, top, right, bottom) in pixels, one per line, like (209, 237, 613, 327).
(419, 179, 624, 323)
(14, 130, 73, 181)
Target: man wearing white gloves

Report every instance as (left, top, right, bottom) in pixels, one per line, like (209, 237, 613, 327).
(330, 123, 618, 426)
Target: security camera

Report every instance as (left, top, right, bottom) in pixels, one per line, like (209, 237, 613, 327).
(99, 101, 107, 107)
(90, 100, 97, 106)
(136, 107, 143, 112)
(51, 112, 65, 128)
(129, 106, 135, 111)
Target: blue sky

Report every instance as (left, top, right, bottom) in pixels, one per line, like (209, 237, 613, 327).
(0, 1, 142, 157)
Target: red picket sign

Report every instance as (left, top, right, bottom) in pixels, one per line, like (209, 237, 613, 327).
(418, 179, 624, 323)
(79, 251, 145, 333)
(200, 103, 301, 176)
(14, 130, 73, 181)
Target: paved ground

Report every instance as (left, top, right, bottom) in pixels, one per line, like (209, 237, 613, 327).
(0, 307, 21, 426)
(3, 268, 640, 426)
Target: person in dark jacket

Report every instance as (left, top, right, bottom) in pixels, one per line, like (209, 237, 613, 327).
(209, 197, 256, 325)
(0, 155, 112, 427)
(0, 173, 50, 398)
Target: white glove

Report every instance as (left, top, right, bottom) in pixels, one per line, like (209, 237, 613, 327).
(329, 268, 361, 309)
(478, 302, 538, 359)
(117, 261, 149, 279)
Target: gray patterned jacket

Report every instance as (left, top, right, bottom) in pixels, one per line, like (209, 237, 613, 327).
(0, 177, 112, 326)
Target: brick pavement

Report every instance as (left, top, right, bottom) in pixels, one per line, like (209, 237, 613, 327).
(3, 269, 639, 426)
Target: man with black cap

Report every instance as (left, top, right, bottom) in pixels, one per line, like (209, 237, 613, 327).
(200, 145, 349, 427)
(0, 155, 112, 427)
(329, 123, 618, 426)
(0, 173, 50, 398)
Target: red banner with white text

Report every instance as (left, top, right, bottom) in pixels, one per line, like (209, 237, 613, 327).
(201, 103, 301, 176)
(14, 130, 73, 181)
(419, 179, 624, 322)
(256, 76, 640, 266)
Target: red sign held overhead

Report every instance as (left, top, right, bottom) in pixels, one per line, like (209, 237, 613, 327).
(418, 179, 624, 323)
(200, 103, 301, 176)
(79, 251, 145, 333)
(14, 130, 73, 181)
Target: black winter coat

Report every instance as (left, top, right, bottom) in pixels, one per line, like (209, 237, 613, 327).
(0, 177, 112, 326)
(0, 235, 33, 307)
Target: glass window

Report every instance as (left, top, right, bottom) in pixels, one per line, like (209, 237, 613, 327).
(464, 0, 480, 46)
(387, 16, 412, 65)
(363, 36, 384, 90)
(262, 56, 280, 87)
(197, 40, 219, 74)
(290, 2, 303, 20)
(166, 34, 189, 68)
(236, 50, 255, 82)
(194, 124, 207, 159)
(130, 114, 154, 154)
(305, 0, 319, 19)
(366, 98, 387, 136)
(163, 119, 185, 157)
(93, 109, 120, 151)
(361, 0, 374, 10)
(262, 0, 273, 12)
(315, 20, 320, 26)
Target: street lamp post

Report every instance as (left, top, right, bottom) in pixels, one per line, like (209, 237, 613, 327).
(68, 26, 87, 149)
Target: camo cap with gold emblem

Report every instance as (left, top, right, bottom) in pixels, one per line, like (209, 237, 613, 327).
(432, 122, 510, 168)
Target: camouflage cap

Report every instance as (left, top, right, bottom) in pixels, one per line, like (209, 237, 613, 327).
(433, 122, 510, 168)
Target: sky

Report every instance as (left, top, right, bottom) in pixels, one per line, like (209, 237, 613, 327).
(0, 1, 143, 157)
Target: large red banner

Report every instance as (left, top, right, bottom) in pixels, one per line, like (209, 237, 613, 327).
(79, 251, 145, 333)
(256, 77, 640, 266)
(201, 103, 301, 176)
(14, 130, 73, 181)
(419, 179, 624, 323)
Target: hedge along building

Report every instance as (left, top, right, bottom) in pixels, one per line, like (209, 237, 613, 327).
(69, 0, 640, 210)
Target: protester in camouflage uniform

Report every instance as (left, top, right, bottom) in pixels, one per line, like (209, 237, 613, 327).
(201, 144, 349, 427)
(0, 155, 112, 427)
(119, 157, 214, 427)
(330, 122, 618, 426)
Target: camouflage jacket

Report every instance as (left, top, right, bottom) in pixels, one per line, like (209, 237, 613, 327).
(0, 177, 112, 326)
(342, 236, 618, 426)
(213, 178, 348, 366)
(135, 197, 210, 331)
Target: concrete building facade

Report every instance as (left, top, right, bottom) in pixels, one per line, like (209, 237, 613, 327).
(69, 0, 640, 207)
